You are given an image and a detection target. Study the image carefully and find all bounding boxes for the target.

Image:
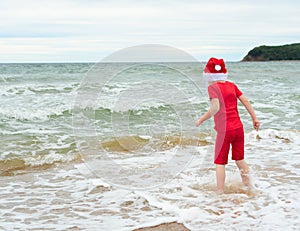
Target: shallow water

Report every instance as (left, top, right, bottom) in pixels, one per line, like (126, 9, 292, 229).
(0, 130, 299, 230)
(0, 62, 299, 230)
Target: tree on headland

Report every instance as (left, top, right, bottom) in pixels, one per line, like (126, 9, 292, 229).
(242, 43, 300, 61)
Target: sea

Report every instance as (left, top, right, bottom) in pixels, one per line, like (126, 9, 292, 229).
(0, 61, 299, 230)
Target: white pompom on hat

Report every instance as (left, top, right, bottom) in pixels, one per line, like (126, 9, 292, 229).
(203, 57, 228, 82)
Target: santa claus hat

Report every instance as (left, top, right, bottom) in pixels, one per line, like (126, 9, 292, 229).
(203, 57, 228, 82)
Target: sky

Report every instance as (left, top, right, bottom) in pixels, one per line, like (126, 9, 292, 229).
(0, 0, 299, 62)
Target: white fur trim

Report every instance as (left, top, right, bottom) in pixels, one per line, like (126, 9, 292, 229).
(203, 72, 228, 82)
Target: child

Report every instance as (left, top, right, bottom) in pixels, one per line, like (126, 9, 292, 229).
(196, 57, 260, 193)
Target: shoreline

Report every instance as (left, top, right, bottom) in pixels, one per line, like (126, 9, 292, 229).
(133, 222, 190, 231)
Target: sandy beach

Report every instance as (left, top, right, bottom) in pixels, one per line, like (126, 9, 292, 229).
(133, 222, 190, 231)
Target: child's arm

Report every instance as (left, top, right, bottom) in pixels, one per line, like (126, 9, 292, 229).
(196, 98, 219, 126)
(238, 95, 260, 131)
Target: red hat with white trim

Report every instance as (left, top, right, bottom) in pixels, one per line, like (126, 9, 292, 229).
(203, 57, 228, 82)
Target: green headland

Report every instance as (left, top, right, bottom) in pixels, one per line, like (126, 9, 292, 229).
(242, 43, 300, 61)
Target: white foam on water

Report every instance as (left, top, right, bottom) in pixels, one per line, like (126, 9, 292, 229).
(23, 152, 77, 167)
(1, 129, 299, 230)
(1, 61, 299, 230)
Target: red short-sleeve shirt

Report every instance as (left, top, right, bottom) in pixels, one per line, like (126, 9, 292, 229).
(208, 81, 243, 132)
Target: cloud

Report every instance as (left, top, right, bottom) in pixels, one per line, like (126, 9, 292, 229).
(0, 0, 299, 62)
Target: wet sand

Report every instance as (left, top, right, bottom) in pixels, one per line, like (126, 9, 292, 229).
(133, 222, 190, 231)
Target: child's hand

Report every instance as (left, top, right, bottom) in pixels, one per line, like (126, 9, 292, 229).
(195, 119, 202, 127)
(253, 119, 260, 131)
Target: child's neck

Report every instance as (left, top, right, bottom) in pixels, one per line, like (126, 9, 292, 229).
(208, 80, 226, 85)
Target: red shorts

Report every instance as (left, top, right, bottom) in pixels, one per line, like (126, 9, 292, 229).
(214, 127, 244, 165)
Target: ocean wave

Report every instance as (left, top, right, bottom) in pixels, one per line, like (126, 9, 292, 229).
(0, 83, 79, 96)
(246, 129, 299, 144)
(100, 133, 211, 153)
(99, 129, 300, 153)
(114, 102, 176, 113)
(0, 133, 210, 176)
(0, 129, 298, 176)
(0, 154, 81, 176)
(0, 104, 176, 122)
(82, 103, 187, 118)
(0, 107, 73, 122)
(0, 102, 183, 123)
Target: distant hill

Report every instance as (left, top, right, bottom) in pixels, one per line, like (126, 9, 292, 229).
(242, 43, 300, 61)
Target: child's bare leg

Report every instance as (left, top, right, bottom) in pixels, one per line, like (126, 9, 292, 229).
(235, 159, 250, 187)
(216, 164, 226, 193)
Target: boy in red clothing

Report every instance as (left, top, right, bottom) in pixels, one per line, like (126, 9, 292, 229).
(196, 57, 260, 193)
